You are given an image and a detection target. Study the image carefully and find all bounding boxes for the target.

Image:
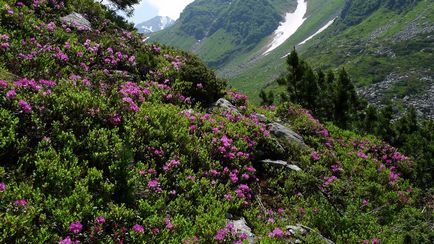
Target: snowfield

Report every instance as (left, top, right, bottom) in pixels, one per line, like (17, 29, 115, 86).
(298, 17, 336, 46)
(263, 0, 308, 55)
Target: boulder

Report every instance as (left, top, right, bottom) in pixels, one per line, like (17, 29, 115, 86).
(228, 218, 254, 244)
(61, 12, 91, 30)
(208, 98, 240, 115)
(259, 159, 302, 171)
(268, 122, 306, 147)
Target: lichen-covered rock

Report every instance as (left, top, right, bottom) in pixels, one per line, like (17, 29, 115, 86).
(208, 98, 240, 115)
(229, 218, 254, 244)
(268, 122, 306, 147)
(259, 159, 302, 171)
(61, 12, 91, 30)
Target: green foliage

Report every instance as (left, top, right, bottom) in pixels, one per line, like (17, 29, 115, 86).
(0, 0, 432, 243)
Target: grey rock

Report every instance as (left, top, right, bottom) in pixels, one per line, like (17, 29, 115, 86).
(287, 224, 334, 244)
(259, 159, 302, 171)
(268, 122, 306, 147)
(228, 218, 254, 244)
(255, 113, 268, 122)
(208, 98, 240, 115)
(61, 12, 91, 30)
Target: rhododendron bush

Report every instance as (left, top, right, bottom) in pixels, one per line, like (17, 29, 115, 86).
(0, 0, 432, 243)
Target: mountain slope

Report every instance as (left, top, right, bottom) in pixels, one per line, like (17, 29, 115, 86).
(151, 0, 433, 119)
(135, 16, 175, 34)
(151, 0, 298, 67)
(0, 0, 432, 243)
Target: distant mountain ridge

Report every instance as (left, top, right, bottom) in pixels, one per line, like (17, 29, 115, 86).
(135, 16, 175, 34)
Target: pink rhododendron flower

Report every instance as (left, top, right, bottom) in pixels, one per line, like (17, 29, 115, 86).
(132, 224, 144, 233)
(0, 182, 6, 192)
(0, 80, 7, 88)
(311, 151, 320, 161)
(18, 100, 32, 113)
(165, 217, 174, 230)
(5, 90, 16, 99)
(96, 216, 105, 224)
(371, 238, 380, 244)
(357, 151, 368, 159)
(151, 227, 160, 235)
(323, 175, 338, 187)
(69, 221, 83, 233)
(268, 228, 284, 238)
(15, 199, 28, 206)
(214, 228, 227, 241)
(362, 199, 369, 206)
(59, 236, 72, 244)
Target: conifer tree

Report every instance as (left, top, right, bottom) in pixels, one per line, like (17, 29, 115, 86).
(334, 68, 357, 128)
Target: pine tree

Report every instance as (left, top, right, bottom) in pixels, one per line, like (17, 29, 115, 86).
(334, 68, 358, 128)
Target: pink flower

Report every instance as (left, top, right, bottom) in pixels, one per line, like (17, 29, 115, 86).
(268, 228, 284, 238)
(362, 199, 369, 206)
(311, 151, 320, 161)
(132, 224, 144, 233)
(323, 176, 338, 188)
(0, 182, 5, 192)
(6, 89, 16, 99)
(59, 236, 72, 244)
(214, 228, 227, 241)
(69, 221, 83, 234)
(151, 227, 160, 235)
(96, 216, 105, 224)
(165, 217, 174, 230)
(18, 100, 32, 113)
(357, 151, 368, 159)
(109, 114, 122, 125)
(371, 238, 380, 244)
(47, 22, 56, 32)
(148, 179, 160, 189)
(15, 199, 28, 206)
(0, 43, 9, 49)
(0, 80, 7, 88)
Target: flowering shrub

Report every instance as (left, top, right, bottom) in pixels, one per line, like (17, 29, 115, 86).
(0, 0, 431, 243)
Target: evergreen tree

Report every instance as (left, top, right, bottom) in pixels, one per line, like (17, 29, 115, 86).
(105, 0, 141, 16)
(259, 90, 275, 106)
(362, 105, 379, 134)
(299, 65, 319, 112)
(334, 68, 358, 128)
(285, 48, 305, 102)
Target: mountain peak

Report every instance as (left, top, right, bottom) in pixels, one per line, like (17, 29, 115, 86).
(135, 16, 175, 34)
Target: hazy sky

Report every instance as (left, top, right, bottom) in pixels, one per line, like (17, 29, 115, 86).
(127, 0, 194, 23)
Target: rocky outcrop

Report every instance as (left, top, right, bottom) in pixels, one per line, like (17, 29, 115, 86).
(61, 12, 91, 30)
(358, 71, 434, 120)
(208, 98, 241, 115)
(259, 159, 302, 171)
(268, 122, 307, 148)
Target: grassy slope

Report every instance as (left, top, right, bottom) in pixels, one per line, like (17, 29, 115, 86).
(152, 0, 298, 68)
(223, 0, 345, 102)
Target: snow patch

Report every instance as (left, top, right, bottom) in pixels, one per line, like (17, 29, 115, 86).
(298, 17, 336, 46)
(263, 0, 308, 55)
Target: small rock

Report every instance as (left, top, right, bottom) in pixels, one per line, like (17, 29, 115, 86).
(228, 218, 254, 244)
(61, 12, 91, 30)
(255, 113, 267, 122)
(259, 159, 302, 171)
(268, 122, 306, 147)
(287, 224, 334, 244)
(208, 98, 240, 115)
